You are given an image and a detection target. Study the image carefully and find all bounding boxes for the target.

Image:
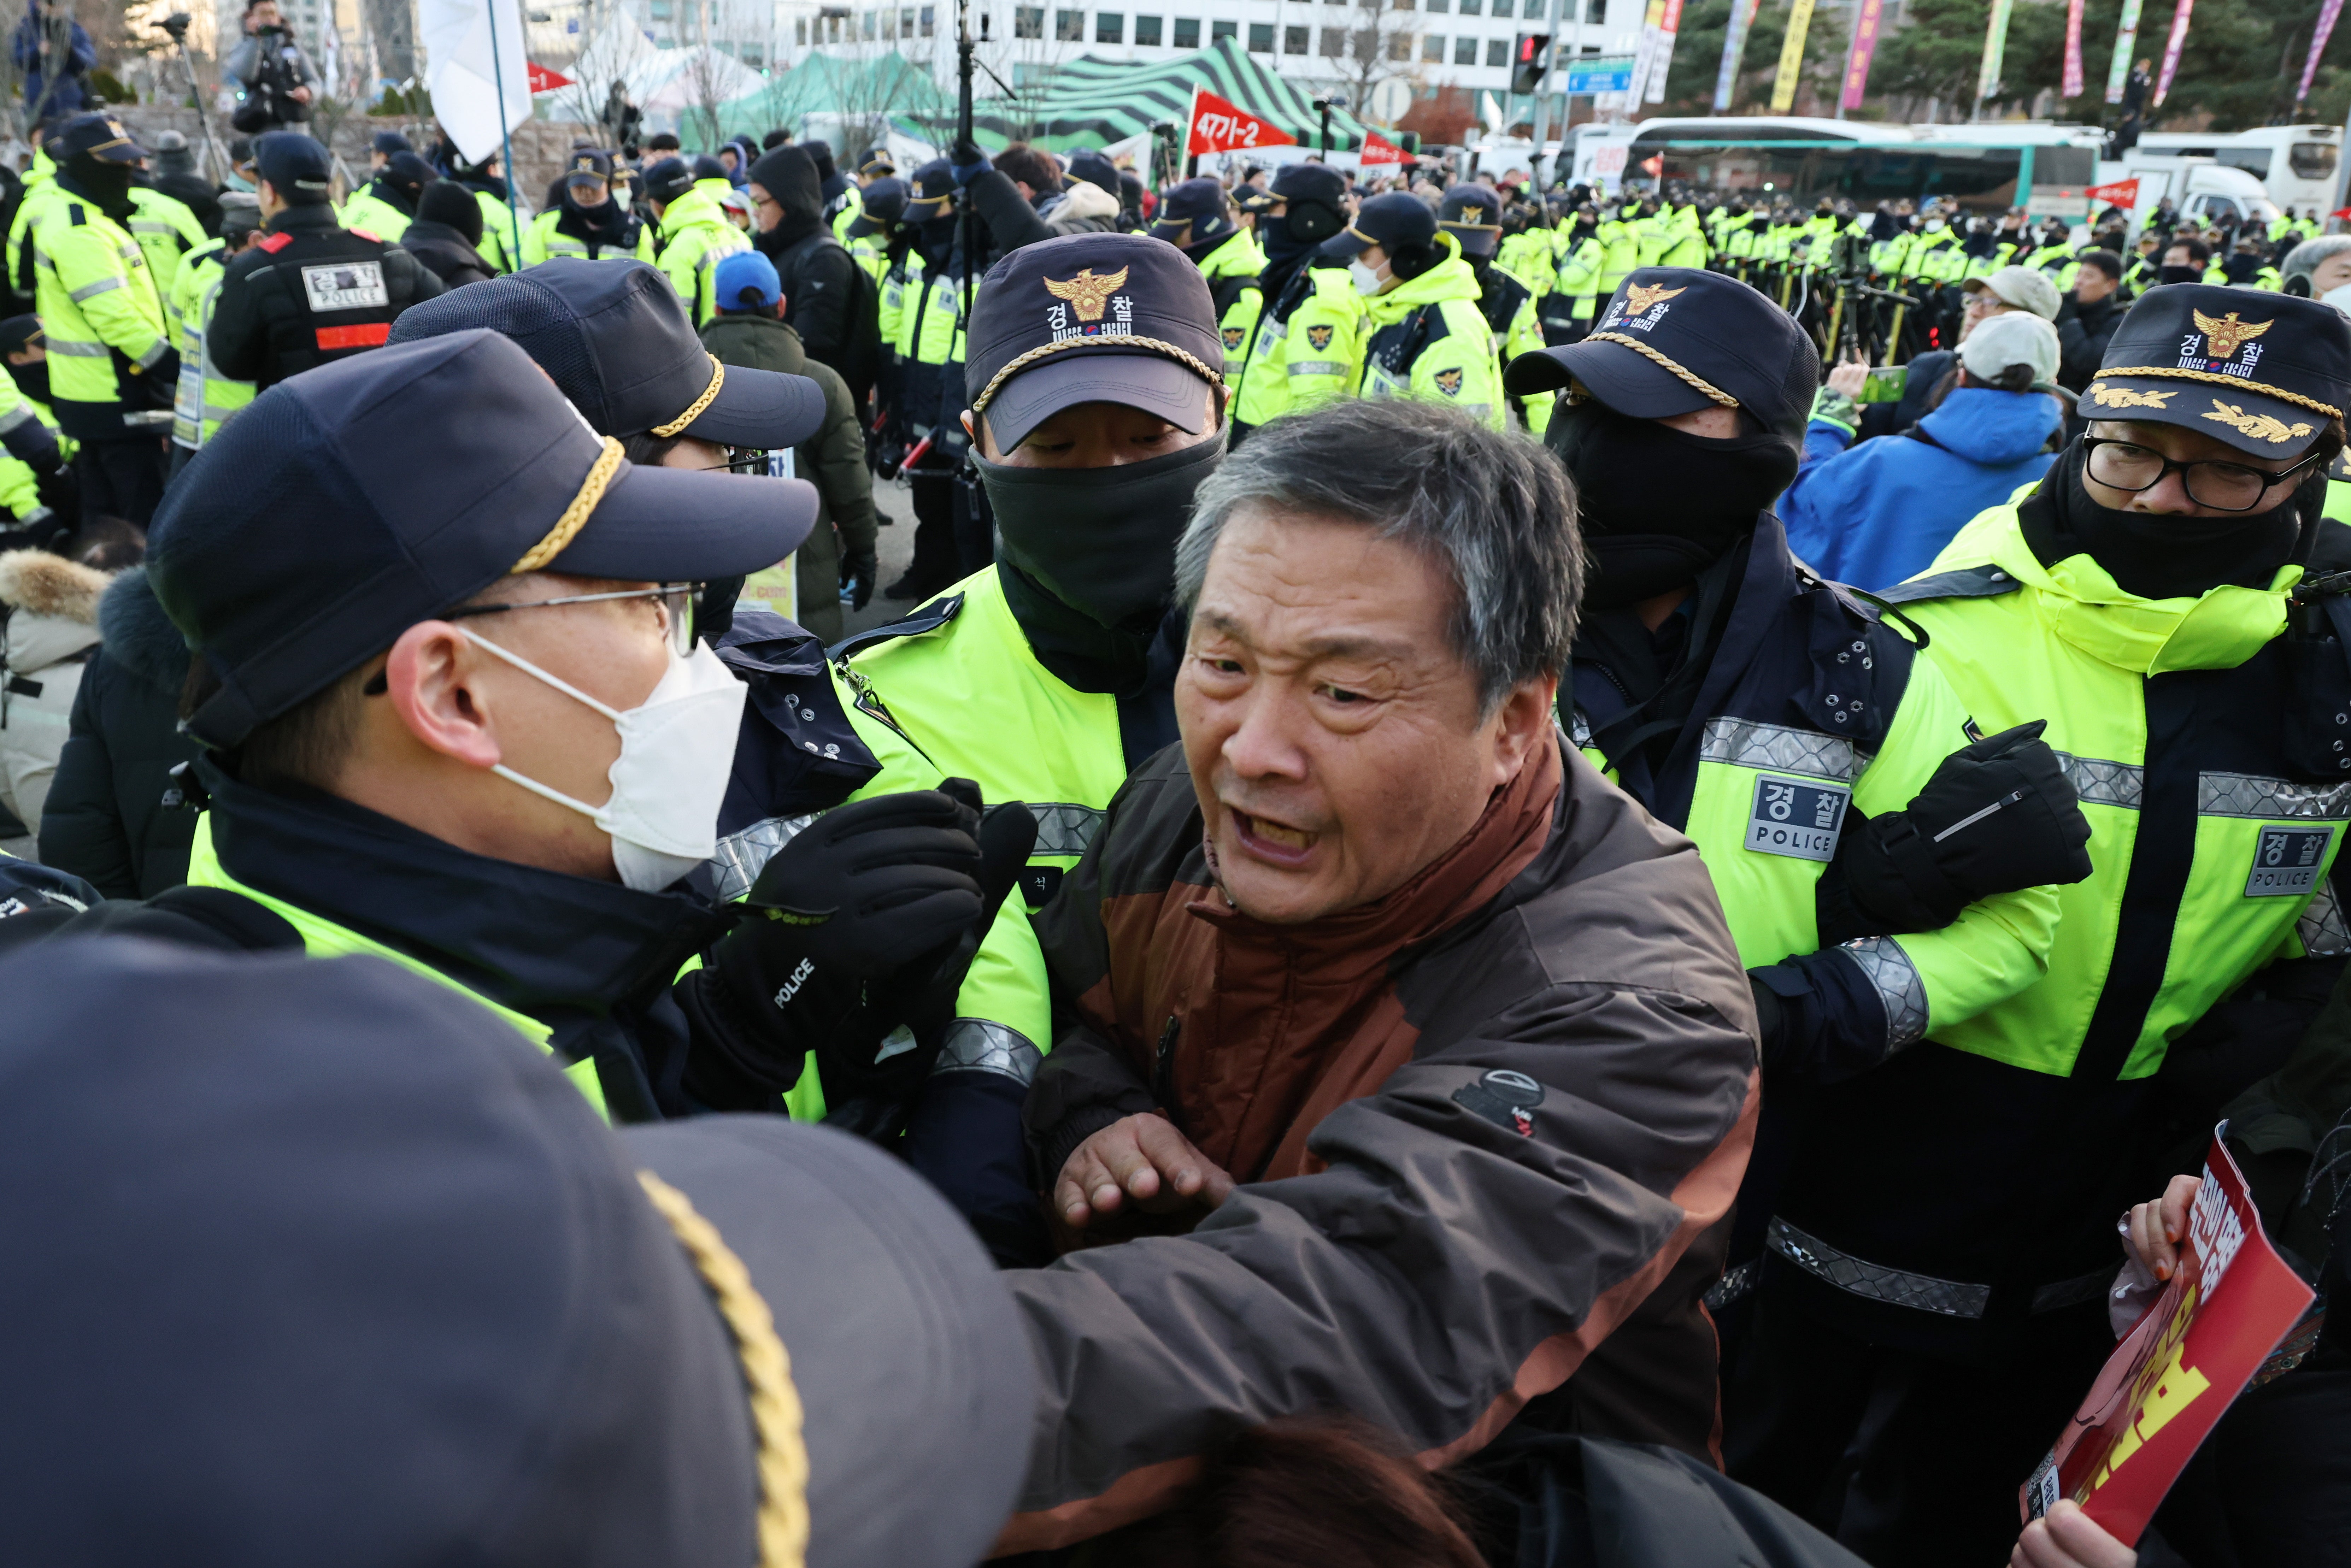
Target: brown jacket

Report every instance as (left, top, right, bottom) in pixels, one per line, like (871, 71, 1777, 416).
(1005, 739, 1760, 1551)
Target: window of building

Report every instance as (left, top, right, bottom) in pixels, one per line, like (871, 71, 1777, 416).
(1055, 6, 1083, 36)
(1248, 19, 1272, 47)
(1426, 0, 1447, 11)
(901, 7, 916, 35)
(1173, 14, 1198, 42)
(1453, 32, 1475, 60)
(1015, 4, 1042, 34)
(921, 4, 934, 34)
(1321, 25, 1344, 53)
(1285, 22, 1307, 50)
(1387, 29, 1411, 56)
(1097, 10, 1122, 39)
(1421, 31, 1443, 58)
(1392, 0, 1412, 8)
(1135, 12, 1162, 42)
(795, 16, 807, 40)
(1588, 0, 1604, 19)
(1485, 35, 1506, 64)
(1211, 17, 1235, 39)
(1458, 0, 1479, 13)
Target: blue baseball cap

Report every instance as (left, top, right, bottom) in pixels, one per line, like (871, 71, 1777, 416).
(149, 329, 817, 749)
(388, 258, 824, 449)
(0, 938, 1038, 1567)
(715, 248, 782, 311)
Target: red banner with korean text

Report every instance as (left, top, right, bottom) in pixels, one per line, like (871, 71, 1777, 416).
(1839, 0, 1886, 112)
(2087, 178, 2140, 208)
(1186, 89, 1298, 157)
(2061, 0, 2086, 97)
(1360, 130, 1404, 166)
(2021, 1128, 2316, 1545)
(526, 61, 572, 94)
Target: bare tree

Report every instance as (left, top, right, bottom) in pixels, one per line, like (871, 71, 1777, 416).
(1331, 0, 1418, 110)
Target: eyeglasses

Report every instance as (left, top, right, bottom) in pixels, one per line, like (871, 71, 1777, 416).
(446, 583, 702, 657)
(2082, 437, 2321, 514)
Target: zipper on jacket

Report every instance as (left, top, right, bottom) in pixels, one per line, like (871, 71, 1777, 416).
(1152, 1014, 1179, 1110)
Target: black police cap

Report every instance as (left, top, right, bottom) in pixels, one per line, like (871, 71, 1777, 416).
(691, 153, 729, 183)
(859, 176, 909, 225)
(564, 148, 616, 185)
(252, 129, 333, 200)
(858, 145, 896, 176)
(370, 128, 412, 156)
(1320, 190, 1438, 261)
(149, 330, 814, 750)
(1149, 176, 1234, 247)
(377, 150, 436, 202)
(906, 158, 955, 216)
(1505, 266, 1821, 447)
(2082, 282, 2350, 459)
(52, 110, 146, 165)
(641, 155, 694, 203)
(0, 938, 1037, 1568)
(965, 231, 1223, 452)
(1438, 183, 1505, 259)
(389, 258, 825, 449)
(1269, 161, 1347, 211)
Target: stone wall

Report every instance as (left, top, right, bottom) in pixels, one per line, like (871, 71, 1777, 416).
(113, 103, 594, 209)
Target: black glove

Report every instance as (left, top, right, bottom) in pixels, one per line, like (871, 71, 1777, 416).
(842, 546, 877, 611)
(950, 137, 989, 187)
(674, 785, 987, 1106)
(1823, 719, 2093, 941)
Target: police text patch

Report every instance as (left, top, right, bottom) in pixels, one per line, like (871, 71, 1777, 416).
(301, 261, 388, 313)
(2246, 825, 2335, 897)
(1746, 772, 1849, 862)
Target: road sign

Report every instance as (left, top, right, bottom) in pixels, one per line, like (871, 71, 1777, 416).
(1367, 76, 1414, 124)
(1564, 53, 1636, 93)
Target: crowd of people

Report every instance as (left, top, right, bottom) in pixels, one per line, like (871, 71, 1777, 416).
(0, 71, 2344, 1568)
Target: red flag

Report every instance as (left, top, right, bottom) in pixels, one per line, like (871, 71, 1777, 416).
(2062, 0, 2086, 96)
(1360, 130, 1404, 166)
(526, 61, 573, 94)
(2088, 177, 2140, 207)
(1186, 88, 1298, 156)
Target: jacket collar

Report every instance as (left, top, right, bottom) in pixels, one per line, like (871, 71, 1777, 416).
(200, 758, 725, 1018)
(1373, 236, 1479, 313)
(266, 202, 344, 234)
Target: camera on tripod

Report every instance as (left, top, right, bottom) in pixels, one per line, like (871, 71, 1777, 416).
(157, 11, 192, 42)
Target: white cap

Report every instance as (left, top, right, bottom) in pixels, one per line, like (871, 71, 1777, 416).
(1957, 310, 2061, 387)
(1961, 264, 2062, 322)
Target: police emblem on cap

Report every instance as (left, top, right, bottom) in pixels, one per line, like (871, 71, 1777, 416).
(1307, 324, 1334, 350)
(1434, 367, 1464, 397)
(1042, 266, 1128, 323)
(2204, 400, 2314, 446)
(2191, 309, 2269, 361)
(1462, 204, 1484, 224)
(1222, 326, 1245, 350)
(574, 155, 596, 171)
(1623, 281, 1686, 317)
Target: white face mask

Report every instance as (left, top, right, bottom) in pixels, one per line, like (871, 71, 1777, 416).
(2322, 280, 2351, 319)
(1350, 257, 1389, 296)
(461, 628, 746, 892)
(1923, 218, 1946, 232)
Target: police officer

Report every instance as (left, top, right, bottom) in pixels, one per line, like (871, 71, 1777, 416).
(1150, 177, 1265, 389)
(206, 132, 443, 392)
(167, 190, 259, 479)
(643, 154, 750, 325)
(879, 159, 967, 601)
(1323, 191, 1505, 430)
(31, 112, 176, 525)
(0, 326, 1037, 1136)
(521, 149, 652, 266)
(842, 173, 904, 284)
(744, 232, 1231, 1259)
(0, 937, 1037, 1568)
(1439, 183, 1547, 433)
(1504, 272, 2093, 1498)
(1723, 283, 2351, 1567)
(1229, 160, 1350, 439)
(1545, 200, 1605, 345)
(336, 149, 434, 241)
(0, 315, 74, 539)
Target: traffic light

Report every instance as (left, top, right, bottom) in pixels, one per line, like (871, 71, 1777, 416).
(1512, 33, 1550, 96)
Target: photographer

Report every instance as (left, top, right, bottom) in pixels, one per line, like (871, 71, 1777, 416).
(12, 0, 95, 129)
(223, 0, 316, 135)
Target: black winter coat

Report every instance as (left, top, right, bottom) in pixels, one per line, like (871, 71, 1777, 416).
(37, 568, 198, 897)
(398, 219, 495, 288)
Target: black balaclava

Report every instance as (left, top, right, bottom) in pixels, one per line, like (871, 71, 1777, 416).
(747, 145, 825, 256)
(977, 430, 1227, 692)
(2158, 262, 2204, 284)
(416, 179, 484, 246)
(0, 313, 49, 407)
(557, 176, 630, 248)
(2018, 441, 2321, 602)
(1546, 400, 1802, 609)
(57, 151, 136, 223)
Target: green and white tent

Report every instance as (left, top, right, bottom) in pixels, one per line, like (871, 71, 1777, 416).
(975, 37, 1376, 153)
(712, 51, 950, 144)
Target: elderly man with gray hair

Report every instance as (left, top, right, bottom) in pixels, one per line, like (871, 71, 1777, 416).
(991, 398, 1761, 1551)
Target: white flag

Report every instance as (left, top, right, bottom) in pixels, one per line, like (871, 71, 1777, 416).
(420, 0, 533, 167)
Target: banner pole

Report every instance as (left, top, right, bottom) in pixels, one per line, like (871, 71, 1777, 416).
(485, 0, 524, 264)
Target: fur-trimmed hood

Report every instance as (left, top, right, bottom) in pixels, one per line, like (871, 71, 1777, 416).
(98, 566, 191, 697)
(1, 548, 106, 673)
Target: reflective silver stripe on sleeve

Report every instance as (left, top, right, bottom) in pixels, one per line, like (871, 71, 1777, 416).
(1029, 802, 1105, 858)
(68, 276, 124, 302)
(2299, 879, 2350, 956)
(1568, 707, 1593, 750)
(930, 1018, 1043, 1084)
(706, 812, 816, 903)
(0, 403, 34, 435)
(1767, 1216, 1991, 1318)
(128, 221, 170, 235)
(1837, 935, 1929, 1051)
(2057, 753, 2144, 809)
(1699, 716, 1867, 782)
(46, 340, 110, 356)
(1701, 1256, 1759, 1311)
(134, 337, 169, 370)
(2197, 772, 2351, 820)
(1286, 360, 1349, 377)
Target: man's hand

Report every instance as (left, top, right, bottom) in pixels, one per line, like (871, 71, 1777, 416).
(1055, 1113, 1234, 1233)
(2126, 1173, 2202, 1283)
(2010, 1501, 2136, 1568)
(1826, 355, 1871, 399)
(289, 83, 312, 105)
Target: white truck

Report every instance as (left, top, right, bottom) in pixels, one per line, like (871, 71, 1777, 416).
(2095, 155, 2280, 233)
